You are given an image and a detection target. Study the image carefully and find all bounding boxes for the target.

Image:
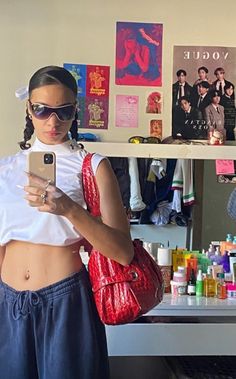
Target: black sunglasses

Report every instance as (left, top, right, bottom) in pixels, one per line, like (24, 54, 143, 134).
(29, 101, 76, 122)
(128, 136, 161, 144)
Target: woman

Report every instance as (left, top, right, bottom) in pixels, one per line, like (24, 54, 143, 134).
(0, 66, 134, 379)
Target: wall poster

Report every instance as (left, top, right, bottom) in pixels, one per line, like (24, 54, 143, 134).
(115, 95, 139, 128)
(172, 46, 236, 140)
(115, 22, 163, 86)
(64, 63, 110, 129)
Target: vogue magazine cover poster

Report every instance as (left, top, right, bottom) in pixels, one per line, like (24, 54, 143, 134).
(172, 46, 236, 140)
(115, 22, 163, 86)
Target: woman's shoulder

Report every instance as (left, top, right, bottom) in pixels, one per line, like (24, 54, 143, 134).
(0, 150, 25, 168)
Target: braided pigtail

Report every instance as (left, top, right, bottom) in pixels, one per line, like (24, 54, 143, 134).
(69, 108, 78, 141)
(18, 110, 34, 150)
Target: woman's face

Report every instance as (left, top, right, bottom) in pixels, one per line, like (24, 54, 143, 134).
(28, 84, 76, 145)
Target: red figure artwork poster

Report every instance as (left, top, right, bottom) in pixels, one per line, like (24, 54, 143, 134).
(115, 22, 163, 86)
(146, 91, 162, 114)
(86, 65, 110, 97)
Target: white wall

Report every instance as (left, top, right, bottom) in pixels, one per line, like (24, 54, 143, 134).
(1, 0, 236, 155)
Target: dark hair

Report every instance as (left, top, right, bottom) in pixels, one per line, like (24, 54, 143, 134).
(224, 82, 235, 91)
(176, 69, 187, 77)
(209, 89, 221, 100)
(198, 66, 208, 74)
(214, 67, 225, 75)
(19, 66, 78, 150)
(198, 80, 210, 89)
(179, 96, 191, 104)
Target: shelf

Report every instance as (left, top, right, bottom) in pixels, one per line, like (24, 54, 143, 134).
(82, 142, 236, 160)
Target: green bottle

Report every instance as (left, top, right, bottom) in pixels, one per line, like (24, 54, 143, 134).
(196, 269, 203, 297)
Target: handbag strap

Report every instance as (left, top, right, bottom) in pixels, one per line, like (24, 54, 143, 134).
(82, 153, 101, 217)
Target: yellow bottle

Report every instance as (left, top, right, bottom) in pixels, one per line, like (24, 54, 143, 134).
(204, 267, 216, 297)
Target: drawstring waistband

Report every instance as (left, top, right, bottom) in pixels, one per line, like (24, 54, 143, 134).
(0, 267, 88, 320)
(12, 291, 40, 320)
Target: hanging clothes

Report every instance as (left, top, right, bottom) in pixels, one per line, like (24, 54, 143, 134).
(108, 157, 130, 211)
(128, 157, 146, 211)
(171, 159, 195, 213)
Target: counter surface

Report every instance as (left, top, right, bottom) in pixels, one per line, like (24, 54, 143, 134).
(106, 294, 236, 356)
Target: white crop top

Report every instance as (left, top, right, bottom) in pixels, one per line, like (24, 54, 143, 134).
(0, 138, 105, 246)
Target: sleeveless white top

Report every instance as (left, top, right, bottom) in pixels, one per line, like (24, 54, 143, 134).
(0, 138, 104, 246)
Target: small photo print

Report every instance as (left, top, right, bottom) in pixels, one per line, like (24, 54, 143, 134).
(146, 91, 162, 114)
(149, 119, 162, 140)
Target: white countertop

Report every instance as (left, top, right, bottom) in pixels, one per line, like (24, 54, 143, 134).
(106, 294, 236, 356)
(146, 294, 236, 317)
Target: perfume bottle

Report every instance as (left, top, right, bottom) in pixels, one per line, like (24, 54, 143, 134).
(216, 273, 227, 300)
(204, 267, 216, 297)
(187, 268, 196, 296)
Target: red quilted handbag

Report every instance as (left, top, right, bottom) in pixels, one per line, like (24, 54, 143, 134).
(82, 153, 164, 325)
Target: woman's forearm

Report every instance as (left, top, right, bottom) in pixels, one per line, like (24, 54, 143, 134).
(65, 202, 134, 266)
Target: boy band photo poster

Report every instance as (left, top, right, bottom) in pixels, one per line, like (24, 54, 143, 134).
(172, 46, 236, 141)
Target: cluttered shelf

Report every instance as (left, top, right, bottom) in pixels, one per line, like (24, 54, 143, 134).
(82, 142, 236, 160)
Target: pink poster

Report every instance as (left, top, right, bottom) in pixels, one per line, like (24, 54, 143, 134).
(115, 95, 139, 128)
(115, 22, 163, 86)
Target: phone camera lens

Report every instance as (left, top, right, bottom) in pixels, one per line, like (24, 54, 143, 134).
(44, 153, 54, 164)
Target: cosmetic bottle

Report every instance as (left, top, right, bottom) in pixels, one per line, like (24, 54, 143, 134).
(157, 248, 172, 293)
(211, 262, 223, 280)
(204, 267, 216, 297)
(221, 251, 230, 273)
(210, 247, 222, 265)
(220, 234, 234, 254)
(208, 243, 215, 257)
(229, 251, 236, 276)
(196, 269, 203, 297)
(187, 268, 196, 296)
(217, 273, 227, 300)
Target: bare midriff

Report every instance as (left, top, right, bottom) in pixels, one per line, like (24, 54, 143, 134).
(1, 240, 83, 291)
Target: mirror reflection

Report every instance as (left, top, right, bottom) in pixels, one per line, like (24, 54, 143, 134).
(109, 157, 236, 252)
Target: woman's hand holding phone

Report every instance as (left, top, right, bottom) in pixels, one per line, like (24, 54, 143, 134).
(24, 172, 75, 216)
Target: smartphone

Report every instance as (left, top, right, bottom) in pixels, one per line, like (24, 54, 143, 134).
(27, 151, 56, 185)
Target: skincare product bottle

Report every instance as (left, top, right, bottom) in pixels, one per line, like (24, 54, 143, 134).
(204, 267, 216, 297)
(187, 269, 196, 296)
(226, 233, 233, 242)
(196, 269, 203, 297)
(211, 263, 223, 280)
(208, 243, 215, 257)
(217, 273, 227, 300)
(210, 247, 222, 265)
(157, 248, 172, 293)
(221, 251, 230, 273)
(229, 251, 236, 276)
